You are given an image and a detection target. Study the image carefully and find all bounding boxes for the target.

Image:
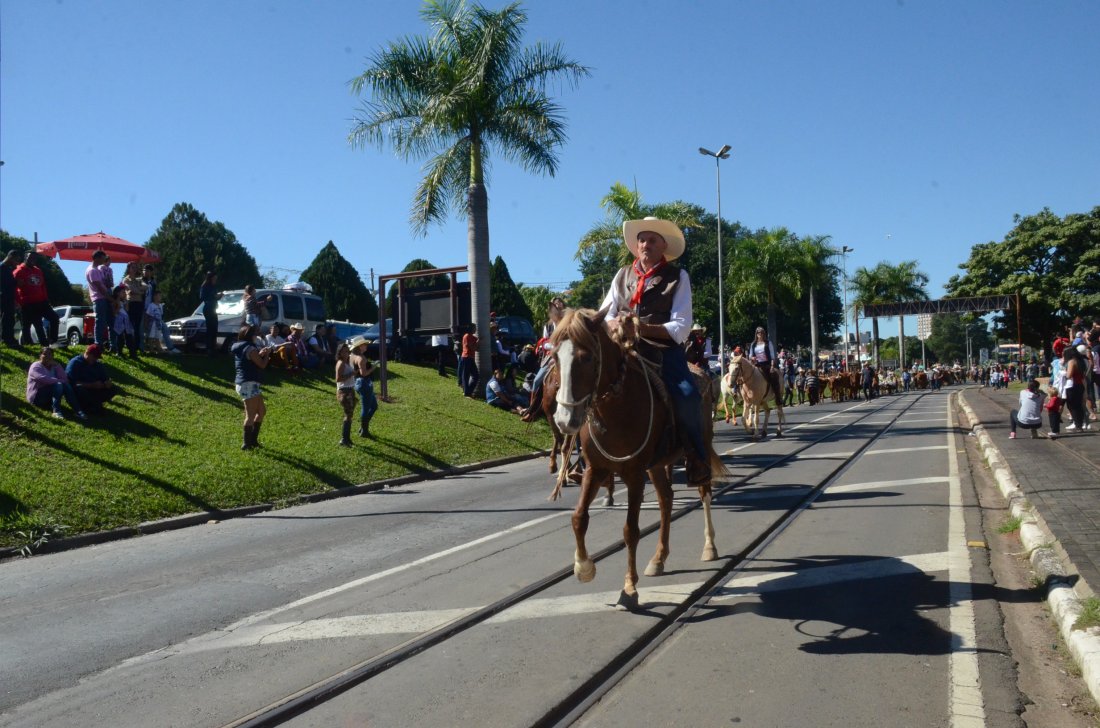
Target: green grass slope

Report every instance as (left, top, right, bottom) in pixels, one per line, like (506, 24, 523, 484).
(0, 346, 550, 547)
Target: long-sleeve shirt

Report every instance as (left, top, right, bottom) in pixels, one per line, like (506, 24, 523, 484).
(600, 266, 692, 345)
(1016, 389, 1045, 425)
(66, 355, 110, 387)
(26, 360, 68, 403)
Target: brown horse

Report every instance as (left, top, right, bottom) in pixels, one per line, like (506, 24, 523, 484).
(550, 309, 724, 608)
(538, 367, 615, 507)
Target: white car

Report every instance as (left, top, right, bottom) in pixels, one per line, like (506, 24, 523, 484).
(167, 285, 327, 353)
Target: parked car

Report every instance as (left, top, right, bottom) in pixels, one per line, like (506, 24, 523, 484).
(361, 319, 435, 362)
(493, 315, 536, 349)
(18, 305, 93, 346)
(167, 285, 327, 353)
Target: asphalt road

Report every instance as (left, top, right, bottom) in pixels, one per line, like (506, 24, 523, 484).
(0, 389, 1024, 727)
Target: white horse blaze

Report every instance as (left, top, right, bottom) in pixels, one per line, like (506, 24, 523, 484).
(553, 340, 584, 434)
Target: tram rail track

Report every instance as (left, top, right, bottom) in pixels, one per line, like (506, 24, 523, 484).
(222, 392, 936, 728)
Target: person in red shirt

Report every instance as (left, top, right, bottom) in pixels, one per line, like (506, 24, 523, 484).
(459, 323, 479, 397)
(14, 252, 60, 346)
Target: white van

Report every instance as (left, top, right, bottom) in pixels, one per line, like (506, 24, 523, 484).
(167, 284, 327, 352)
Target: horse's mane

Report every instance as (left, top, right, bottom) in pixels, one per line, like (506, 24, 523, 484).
(549, 308, 639, 354)
(549, 308, 601, 354)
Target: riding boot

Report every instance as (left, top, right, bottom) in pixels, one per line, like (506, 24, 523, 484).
(241, 424, 254, 451)
(359, 416, 370, 437)
(339, 421, 353, 447)
(252, 420, 263, 448)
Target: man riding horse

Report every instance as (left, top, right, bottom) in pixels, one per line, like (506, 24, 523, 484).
(600, 216, 710, 485)
(685, 323, 707, 367)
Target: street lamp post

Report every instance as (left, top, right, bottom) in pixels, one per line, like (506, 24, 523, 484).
(840, 245, 853, 370)
(699, 144, 731, 372)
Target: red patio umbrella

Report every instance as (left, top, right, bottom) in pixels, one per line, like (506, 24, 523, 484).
(36, 231, 161, 264)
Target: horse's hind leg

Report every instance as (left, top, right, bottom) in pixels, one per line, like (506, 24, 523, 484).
(602, 475, 615, 507)
(572, 467, 606, 583)
(644, 466, 673, 578)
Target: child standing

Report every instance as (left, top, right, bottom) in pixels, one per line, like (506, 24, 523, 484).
(112, 286, 136, 357)
(1044, 385, 1064, 439)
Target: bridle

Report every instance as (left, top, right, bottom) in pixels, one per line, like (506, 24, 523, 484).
(555, 327, 655, 463)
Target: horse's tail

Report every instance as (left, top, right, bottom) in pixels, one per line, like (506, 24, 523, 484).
(708, 443, 729, 480)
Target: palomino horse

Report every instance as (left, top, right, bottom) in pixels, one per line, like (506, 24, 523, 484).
(551, 309, 725, 608)
(717, 366, 749, 430)
(727, 354, 786, 439)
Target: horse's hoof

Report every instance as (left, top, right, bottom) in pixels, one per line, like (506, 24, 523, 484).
(574, 559, 596, 583)
(602, 495, 614, 507)
(644, 559, 665, 577)
(701, 545, 718, 562)
(616, 589, 640, 611)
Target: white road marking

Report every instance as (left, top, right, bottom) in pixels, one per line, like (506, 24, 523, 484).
(793, 451, 858, 461)
(899, 418, 952, 424)
(947, 401, 985, 725)
(864, 445, 949, 456)
(115, 550, 960, 658)
(828, 476, 950, 494)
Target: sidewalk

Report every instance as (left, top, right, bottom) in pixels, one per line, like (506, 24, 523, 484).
(957, 384, 1100, 704)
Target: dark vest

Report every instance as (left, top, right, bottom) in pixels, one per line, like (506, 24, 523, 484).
(612, 262, 682, 358)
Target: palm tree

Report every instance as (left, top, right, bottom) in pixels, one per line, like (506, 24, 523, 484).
(349, 0, 589, 390)
(727, 227, 803, 345)
(849, 263, 892, 367)
(794, 234, 836, 366)
(882, 260, 929, 368)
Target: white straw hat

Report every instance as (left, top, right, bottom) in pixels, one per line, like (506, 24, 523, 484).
(622, 217, 685, 261)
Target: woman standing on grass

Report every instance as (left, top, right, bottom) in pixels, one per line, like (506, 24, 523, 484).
(335, 342, 357, 447)
(232, 324, 271, 450)
(349, 335, 377, 438)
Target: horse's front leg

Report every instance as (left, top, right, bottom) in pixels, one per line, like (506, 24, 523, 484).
(643, 465, 673, 578)
(572, 465, 607, 583)
(697, 481, 718, 561)
(618, 469, 646, 609)
(549, 432, 561, 474)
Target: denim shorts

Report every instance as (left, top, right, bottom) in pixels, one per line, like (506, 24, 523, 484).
(235, 381, 262, 401)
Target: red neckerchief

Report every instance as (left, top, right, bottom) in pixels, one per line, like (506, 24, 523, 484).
(629, 259, 667, 308)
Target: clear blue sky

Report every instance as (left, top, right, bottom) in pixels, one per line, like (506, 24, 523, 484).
(2, 0, 1097, 338)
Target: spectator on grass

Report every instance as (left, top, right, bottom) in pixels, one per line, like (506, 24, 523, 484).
(349, 335, 378, 438)
(2, 248, 26, 347)
(111, 286, 138, 357)
(144, 290, 180, 355)
(66, 344, 117, 415)
(308, 324, 334, 366)
(14, 251, 60, 347)
(287, 322, 317, 369)
(265, 322, 300, 371)
(232, 324, 271, 450)
(486, 367, 523, 413)
(325, 324, 340, 357)
(121, 262, 148, 353)
(26, 346, 86, 420)
(335, 342, 357, 447)
(199, 271, 222, 357)
(432, 332, 450, 377)
(1009, 379, 1044, 440)
(458, 323, 479, 398)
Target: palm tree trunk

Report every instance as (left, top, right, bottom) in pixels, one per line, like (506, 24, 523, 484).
(766, 288, 778, 347)
(467, 181, 492, 397)
(809, 284, 819, 367)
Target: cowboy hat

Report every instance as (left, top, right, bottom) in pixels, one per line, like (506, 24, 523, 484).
(290, 322, 305, 331)
(348, 335, 369, 352)
(623, 217, 685, 261)
(690, 323, 706, 333)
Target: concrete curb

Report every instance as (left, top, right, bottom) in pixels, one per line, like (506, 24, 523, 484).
(1, 448, 551, 562)
(957, 391, 1100, 704)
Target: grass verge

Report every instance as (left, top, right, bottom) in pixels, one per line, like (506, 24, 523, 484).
(0, 345, 550, 548)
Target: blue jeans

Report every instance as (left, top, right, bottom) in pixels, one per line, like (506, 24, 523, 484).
(459, 356, 478, 396)
(660, 346, 706, 460)
(93, 299, 112, 346)
(34, 381, 82, 414)
(355, 377, 377, 423)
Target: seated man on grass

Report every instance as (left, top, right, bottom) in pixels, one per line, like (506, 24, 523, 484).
(26, 346, 86, 420)
(485, 367, 523, 414)
(65, 343, 118, 415)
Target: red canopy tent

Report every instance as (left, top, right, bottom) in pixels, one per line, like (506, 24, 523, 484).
(36, 231, 161, 264)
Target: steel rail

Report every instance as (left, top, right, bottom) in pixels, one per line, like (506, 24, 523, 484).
(221, 392, 933, 728)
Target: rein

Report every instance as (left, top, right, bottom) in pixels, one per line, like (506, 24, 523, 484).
(560, 328, 656, 463)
